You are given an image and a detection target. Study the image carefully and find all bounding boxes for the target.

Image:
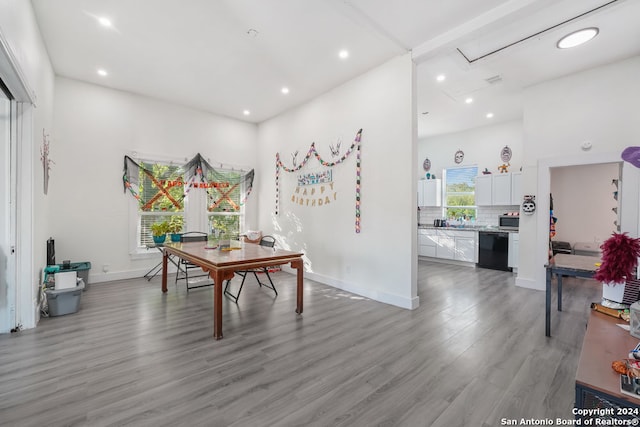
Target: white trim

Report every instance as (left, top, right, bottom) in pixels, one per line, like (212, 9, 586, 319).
(0, 27, 37, 105)
(534, 151, 623, 292)
(281, 266, 419, 310)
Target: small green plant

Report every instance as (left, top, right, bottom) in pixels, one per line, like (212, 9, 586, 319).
(150, 221, 169, 237)
(167, 216, 184, 234)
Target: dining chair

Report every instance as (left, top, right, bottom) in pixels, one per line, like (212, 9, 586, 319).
(175, 231, 213, 291)
(223, 235, 278, 303)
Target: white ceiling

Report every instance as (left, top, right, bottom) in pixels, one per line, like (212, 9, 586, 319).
(30, 0, 640, 139)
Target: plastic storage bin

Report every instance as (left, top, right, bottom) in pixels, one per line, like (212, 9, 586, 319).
(45, 280, 85, 316)
(57, 261, 91, 290)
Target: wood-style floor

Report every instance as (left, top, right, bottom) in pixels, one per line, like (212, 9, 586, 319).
(0, 260, 599, 427)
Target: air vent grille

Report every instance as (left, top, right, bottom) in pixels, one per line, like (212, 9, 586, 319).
(486, 75, 503, 84)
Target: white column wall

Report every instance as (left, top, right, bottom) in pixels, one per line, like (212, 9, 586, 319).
(257, 53, 418, 309)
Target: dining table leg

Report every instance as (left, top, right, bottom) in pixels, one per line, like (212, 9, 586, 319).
(212, 269, 223, 340)
(292, 259, 304, 314)
(546, 266, 552, 337)
(161, 250, 168, 293)
(557, 272, 563, 312)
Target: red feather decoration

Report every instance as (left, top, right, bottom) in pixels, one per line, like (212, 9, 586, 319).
(594, 232, 640, 284)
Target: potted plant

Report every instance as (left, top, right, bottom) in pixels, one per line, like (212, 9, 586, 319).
(150, 221, 169, 244)
(595, 232, 640, 304)
(167, 216, 184, 242)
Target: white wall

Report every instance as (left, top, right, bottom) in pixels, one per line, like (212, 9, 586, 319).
(0, 0, 55, 330)
(417, 119, 524, 180)
(50, 77, 258, 283)
(550, 163, 619, 247)
(519, 55, 640, 290)
(257, 53, 418, 309)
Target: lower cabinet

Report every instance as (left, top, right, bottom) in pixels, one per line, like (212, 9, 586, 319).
(418, 229, 477, 263)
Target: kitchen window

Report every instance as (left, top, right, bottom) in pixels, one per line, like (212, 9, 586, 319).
(443, 166, 478, 221)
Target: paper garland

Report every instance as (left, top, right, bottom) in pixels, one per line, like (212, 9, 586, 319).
(275, 129, 362, 233)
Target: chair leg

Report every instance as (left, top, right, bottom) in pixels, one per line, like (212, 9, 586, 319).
(254, 268, 277, 295)
(224, 272, 247, 303)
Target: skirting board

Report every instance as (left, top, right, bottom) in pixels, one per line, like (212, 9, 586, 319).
(281, 266, 419, 310)
(89, 265, 420, 310)
(516, 276, 544, 291)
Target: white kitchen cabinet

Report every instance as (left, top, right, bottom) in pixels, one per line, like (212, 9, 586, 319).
(508, 232, 519, 269)
(475, 175, 492, 206)
(511, 172, 522, 205)
(436, 231, 455, 260)
(454, 235, 476, 262)
(418, 179, 441, 207)
(418, 229, 476, 263)
(492, 174, 512, 205)
(476, 173, 517, 206)
(418, 229, 437, 257)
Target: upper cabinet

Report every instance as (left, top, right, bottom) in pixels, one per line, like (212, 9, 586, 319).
(418, 179, 442, 207)
(476, 172, 521, 206)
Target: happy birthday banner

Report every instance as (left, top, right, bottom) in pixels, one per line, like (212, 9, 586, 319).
(275, 129, 362, 233)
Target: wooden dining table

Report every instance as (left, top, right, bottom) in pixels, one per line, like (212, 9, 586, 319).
(161, 241, 305, 339)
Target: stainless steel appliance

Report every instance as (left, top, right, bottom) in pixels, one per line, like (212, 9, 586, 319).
(477, 231, 511, 271)
(498, 215, 519, 230)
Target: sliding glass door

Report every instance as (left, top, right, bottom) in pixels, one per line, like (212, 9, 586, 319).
(0, 80, 16, 333)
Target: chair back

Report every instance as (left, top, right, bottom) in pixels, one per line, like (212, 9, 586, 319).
(180, 231, 207, 243)
(259, 235, 276, 248)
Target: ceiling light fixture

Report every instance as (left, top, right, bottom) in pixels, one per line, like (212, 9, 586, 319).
(339, 50, 349, 59)
(243, 110, 251, 116)
(97, 69, 108, 77)
(486, 112, 494, 119)
(436, 74, 446, 82)
(281, 87, 290, 95)
(465, 97, 473, 104)
(557, 27, 599, 49)
(98, 17, 112, 28)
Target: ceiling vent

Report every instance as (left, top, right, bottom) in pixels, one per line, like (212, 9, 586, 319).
(485, 75, 503, 84)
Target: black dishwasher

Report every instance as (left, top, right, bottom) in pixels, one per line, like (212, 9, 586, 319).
(477, 231, 511, 271)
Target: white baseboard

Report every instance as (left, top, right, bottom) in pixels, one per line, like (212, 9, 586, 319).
(516, 276, 543, 291)
(89, 265, 178, 284)
(88, 265, 419, 310)
(280, 266, 418, 310)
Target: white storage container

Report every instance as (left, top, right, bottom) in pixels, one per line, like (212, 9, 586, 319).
(54, 271, 77, 290)
(573, 242, 601, 257)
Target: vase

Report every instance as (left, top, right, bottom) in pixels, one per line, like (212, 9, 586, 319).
(153, 235, 166, 244)
(170, 233, 181, 242)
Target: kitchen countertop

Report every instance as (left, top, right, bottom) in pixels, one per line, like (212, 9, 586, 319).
(418, 224, 519, 233)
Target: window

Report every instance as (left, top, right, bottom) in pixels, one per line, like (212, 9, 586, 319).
(443, 166, 478, 221)
(128, 157, 246, 251)
(205, 169, 244, 238)
(136, 161, 185, 247)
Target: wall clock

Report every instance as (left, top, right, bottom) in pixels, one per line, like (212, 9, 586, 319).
(454, 149, 464, 164)
(423, 158, 431, 172)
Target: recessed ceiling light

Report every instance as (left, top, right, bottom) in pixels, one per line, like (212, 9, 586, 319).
(436, 74, 446, 82)
(465, 97, 473, 104)
(243, 110, 251, 116)
(281, 87, 290, 95)
(97, 69, 108, 77)
(98, 17, 112, 28)
(557, 27, 599, 49)
(339, 50, 349, 59)
(486, 112, 494, 119)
